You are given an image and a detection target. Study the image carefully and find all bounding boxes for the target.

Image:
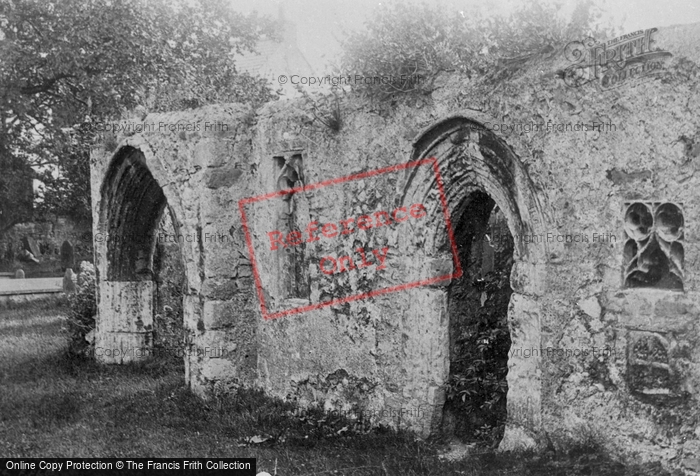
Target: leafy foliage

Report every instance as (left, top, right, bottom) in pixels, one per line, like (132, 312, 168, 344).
(338, 0, 616, 100)
(34, 122, 93, 221)
(445, 265, 512, 445)
(152, 234, 187, 358)
(0, 0, 278, 223)
(0, 146, 33, 234)
(295, 85, 344, 133)
(65, 261, 97, 358)
(443, 204, 514, 447)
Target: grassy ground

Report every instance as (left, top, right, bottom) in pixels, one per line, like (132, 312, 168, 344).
(0, 303, 676, 475)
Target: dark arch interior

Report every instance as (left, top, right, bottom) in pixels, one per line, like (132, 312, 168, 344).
(101, 147, 186, 362)
(441, 190, 514, 447)
(102, 147, 167, 281)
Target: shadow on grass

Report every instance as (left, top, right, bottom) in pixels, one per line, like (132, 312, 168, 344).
(0, 304, 683, 475)
(0, 318, 67, 336)
(1, 352, 682, 475)
(2, 345, 186, 384)
(23, 391, 84, 428)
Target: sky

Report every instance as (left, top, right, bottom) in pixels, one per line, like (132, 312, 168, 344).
(231, 0, 700, 74)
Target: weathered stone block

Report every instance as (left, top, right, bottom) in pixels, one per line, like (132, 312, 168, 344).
(498, 426, 539, 452)
(95, 329, 152, 364)
(202, 298, 255, 330)
(98, 281, 154, 333)
(510, 261, 547, 296)
(578, 295, 602, 319)
(204, 166, 244, 189)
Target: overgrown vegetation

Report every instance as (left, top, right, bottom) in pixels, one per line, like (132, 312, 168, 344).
(446, 265, 513, 445)
(65, 261, 96, 358)
(296, 86, 344, 133)
(444, 200, 514, 447)
(152, 233, 187, 357)
(338, 0, 617, 101)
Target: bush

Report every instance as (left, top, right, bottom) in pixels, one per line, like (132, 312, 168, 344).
(65, 261, 97, 358)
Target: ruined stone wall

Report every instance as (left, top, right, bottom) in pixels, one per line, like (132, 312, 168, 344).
(91, 23, 700, 474)
(250, 101, 548, 446)
(248, 23, 700, 472)
(90, 104, 260, 391)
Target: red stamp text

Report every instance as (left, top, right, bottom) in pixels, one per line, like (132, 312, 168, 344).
(238, 158, 460, 320)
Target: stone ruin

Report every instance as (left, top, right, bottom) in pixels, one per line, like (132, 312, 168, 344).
(90, 24, 700, 473)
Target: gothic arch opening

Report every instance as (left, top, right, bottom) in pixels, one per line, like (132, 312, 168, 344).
(404, 115, 547, 449)
(96, 146, 187, 366)
(101, 147, 166, 282)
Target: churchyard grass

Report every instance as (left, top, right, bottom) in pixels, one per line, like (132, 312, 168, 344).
(0, 303, 673, 475)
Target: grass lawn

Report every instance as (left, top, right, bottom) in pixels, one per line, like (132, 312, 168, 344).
(0, 303, 675, 475)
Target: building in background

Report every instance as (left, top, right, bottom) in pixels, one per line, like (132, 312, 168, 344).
(236, 6, 315, 98)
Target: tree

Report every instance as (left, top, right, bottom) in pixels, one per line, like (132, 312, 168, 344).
(338, 0, 616, 100)
(0, 0, 278, 225)
(0, 145, 33, 235)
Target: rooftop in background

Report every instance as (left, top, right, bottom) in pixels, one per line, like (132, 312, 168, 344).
(235, 7, 315, 98)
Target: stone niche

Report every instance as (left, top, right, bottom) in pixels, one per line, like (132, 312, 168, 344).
(270, 151, 310, 305)
(626, 330, 680, 400)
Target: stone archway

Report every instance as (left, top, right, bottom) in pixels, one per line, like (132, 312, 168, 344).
(94, 144, 196, 367)
(401, 114, 549, 450)
(90, 106, 261, 397)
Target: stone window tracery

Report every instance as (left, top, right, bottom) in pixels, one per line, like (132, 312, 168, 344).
(623, 201, 684, 290)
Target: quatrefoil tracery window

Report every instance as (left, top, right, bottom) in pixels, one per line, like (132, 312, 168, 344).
(623, 202, 684, 290)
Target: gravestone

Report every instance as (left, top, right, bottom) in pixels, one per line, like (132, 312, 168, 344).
(18, 249, 39, 263)
(14, 269, 24, 279)
(21, 236, 40, 257)
(61, 240, 75, 271)
(63, 268, 77, 294)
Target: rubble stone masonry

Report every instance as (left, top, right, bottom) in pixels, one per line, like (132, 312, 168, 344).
(91, 23, 700, 474)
